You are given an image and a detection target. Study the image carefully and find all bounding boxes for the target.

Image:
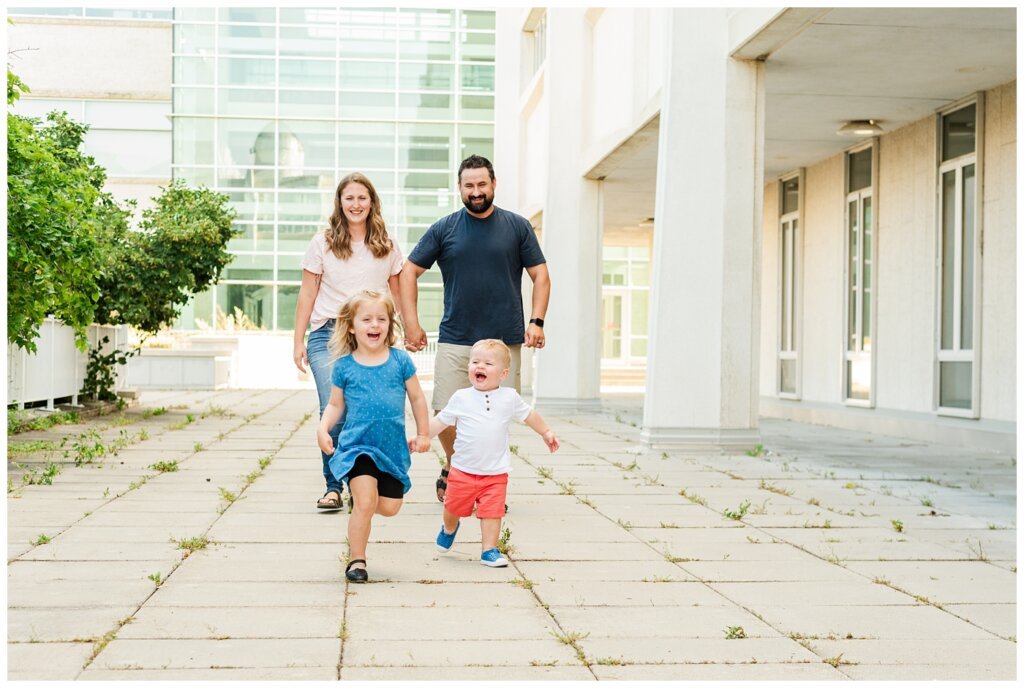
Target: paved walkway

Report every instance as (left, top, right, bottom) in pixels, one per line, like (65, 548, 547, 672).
(6, 390, 1016, 680)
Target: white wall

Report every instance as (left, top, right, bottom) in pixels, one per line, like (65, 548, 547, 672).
(761, 80, 1017, 429)
(7, 18, 171, 100)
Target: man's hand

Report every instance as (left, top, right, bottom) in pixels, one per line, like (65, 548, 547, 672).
(404, 322, 428, 352)
(293, 341, 308, 373)
(525, 323, 545, 349)
(317, 429, 335, 455)
(407, 435, 431, 453)
(542, 430, 559, 453)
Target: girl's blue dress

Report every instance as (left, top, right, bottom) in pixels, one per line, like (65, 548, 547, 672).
(328, 347, 417, 495)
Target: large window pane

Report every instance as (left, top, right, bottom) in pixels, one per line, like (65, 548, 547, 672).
(460, 95, 494, 121)
(279, 224, 320, 253)
(399, 124, 453, 170)
(846, 359, 870, 401)
(782, 222, 792, 351)
(173, 166, 215, 186)
(848, 148, 872, 192)
(461, 32, 496, 62)
(398, 193, 456, 225)
(781, 177, 799, 214)
(862, 197, 872, 349)
(339, 92, 395, 119)
(939, 361, 972, 409)
(461, 64, 495, 92)
(279, 191, 334, 223)
(418, 287, 444, 333)
(219, 8, 276, 23)
(174, 56, 215, 84)
(175, 289, 214, 330)
(339, 61, 395, 90)
(228, 223, 274, 252)
(339, 27, 396, 59)
(461, 11, 496, 30)
(218, 24, 276, 56)
(174, 24, 215, 55)
(277, 120, 336, 170)
(942, 104, 976, 161)
(630, 290, 648, 335)
(175, 87, 215, 115)
(339, 122, 396, 170)
(218, 88, 275, 116)
(279, 25, 337, 58)
(459, 124, 493, 162)
(400, 93, 453, 119)
(280, 58, 335, 88)
(398, 30, 455, 60)
(279, 89, 335, 118)
(399, 171, 449, 192)
(848, 200, 858, 350)
(217, 284, 272, 329)
(277, 253, 304, 282)
(399, 63, 454, 91)
(401, 9, 454, 29)
(277, 286, 301, 330)
(281, 8, 341, 25)
(961, 164, 975, 349)
(219, 57, 275, 86)
(780, 359, 796, 395)
(173, 117, 215, 165)
(940, 170, 956, 349)
(224, 253, 274, 280)
(218, 118, 275, 168)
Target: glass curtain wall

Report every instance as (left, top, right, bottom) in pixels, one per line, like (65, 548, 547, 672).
(171, 7, 496, 332)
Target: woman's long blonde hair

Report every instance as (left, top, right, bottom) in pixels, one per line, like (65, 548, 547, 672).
(328, 290, 401, 357)
(325, 172, 393, 260)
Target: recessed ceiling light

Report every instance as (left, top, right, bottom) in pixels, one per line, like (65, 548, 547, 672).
(837, 120, 883, 137)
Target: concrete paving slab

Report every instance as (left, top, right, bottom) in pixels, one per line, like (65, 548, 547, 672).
(346, 605, 559, 640)
(78, 666, 339, 679)
(146, 581, 341, 607)
(117, 605, 341, 639)
(342, 665, 593, 679)
(579, 636, 819, 664)
(346, 581, 534, 608)
(710, 580, 912, 607)
(7, 607, 135, 643)
(7, 641, 95, 679)
(92, 637, 340, 670)
(681, 557, 864, 582)
(342, 638, 580, 667)
(843, 559, 1016, 604)
(943, 603, 1017, 637)
(840, 662, 1014, 680)
(167, 556, 345, 583)
(18, 541, 181, 561)
(749, 603, 1001, 640)
(550, 604, 781, 638)
(808, 637, 1015, 666)
(589, 662, 844, 680)
(7, 579, 155, 608)
(515, 559, 697, 582)
(530, 580, 727, 607)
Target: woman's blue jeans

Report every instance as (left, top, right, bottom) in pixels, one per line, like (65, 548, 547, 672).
(307, 321, 343, 495)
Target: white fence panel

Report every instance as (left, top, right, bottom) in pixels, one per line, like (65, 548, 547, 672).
(7, 318, 129, 409)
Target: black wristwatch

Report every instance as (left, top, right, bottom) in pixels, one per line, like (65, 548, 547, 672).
(529, 318, 544, 328)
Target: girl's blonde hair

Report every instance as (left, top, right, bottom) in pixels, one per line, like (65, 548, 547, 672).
(325, 172, 393, 260)
(328, 290, 401, 357)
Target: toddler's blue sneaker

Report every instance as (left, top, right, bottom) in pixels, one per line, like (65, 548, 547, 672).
(435, 522, 459, 552)
(480, 548, 508, 567)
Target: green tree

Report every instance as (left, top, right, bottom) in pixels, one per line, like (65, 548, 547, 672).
(93, 181, 237, 334)
(7, 69, 126, 351)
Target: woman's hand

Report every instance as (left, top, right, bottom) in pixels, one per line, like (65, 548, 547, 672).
(294, 341, 308, 373)
(317, 428, 335, 455)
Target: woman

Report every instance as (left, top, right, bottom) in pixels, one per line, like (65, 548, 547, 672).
(293, 172, 404, 510)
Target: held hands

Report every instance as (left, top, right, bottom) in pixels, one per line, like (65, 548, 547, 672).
(316, 428, 335, 455)
(542, 430, 560, 453)
(407, 435, 431, 453)
(525, 323, 545, 349)
(293, 342, 308, 373)
(404, 322, 428, 353)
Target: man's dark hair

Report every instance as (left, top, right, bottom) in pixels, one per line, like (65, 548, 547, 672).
(458, 154, 495, 182)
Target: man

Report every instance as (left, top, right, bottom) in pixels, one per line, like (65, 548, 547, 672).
(400, 154, 551, 502)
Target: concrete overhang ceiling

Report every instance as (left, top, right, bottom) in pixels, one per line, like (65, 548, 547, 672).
(756, 7, 1016, 180)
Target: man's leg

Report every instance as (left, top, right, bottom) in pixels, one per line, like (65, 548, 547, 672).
(431, 343, 472, 501)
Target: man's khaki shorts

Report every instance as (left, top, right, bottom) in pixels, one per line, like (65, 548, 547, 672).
(432, 342, 522, 411)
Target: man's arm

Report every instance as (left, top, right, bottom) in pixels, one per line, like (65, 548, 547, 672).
(524, 263, 550, 349)
(398, 261, 428, 351)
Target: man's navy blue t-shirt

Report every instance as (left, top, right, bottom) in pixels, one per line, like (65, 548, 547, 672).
(407, 206, 546, 346)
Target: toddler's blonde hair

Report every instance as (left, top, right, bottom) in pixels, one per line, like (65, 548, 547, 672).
(471, 338, 511, 369)
(328, 290, 400, 357)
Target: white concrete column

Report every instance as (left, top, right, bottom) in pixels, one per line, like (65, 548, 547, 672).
(533, 9, 603, 408)
(642, 8, 765, 448)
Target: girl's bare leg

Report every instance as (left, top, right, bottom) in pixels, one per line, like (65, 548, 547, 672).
(347, 476, 378, 568)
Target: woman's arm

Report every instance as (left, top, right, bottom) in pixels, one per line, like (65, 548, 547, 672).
(293, 269, 322, 372)
(317, 385, 345, 454)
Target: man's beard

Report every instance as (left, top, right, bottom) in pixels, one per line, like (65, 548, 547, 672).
(462, 193, 494, 214)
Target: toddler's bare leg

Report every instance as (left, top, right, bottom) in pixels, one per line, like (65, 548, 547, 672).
(480, 517, 501, 551)
(442, 508, 460, 533)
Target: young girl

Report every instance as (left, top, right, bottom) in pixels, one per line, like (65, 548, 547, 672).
(294, 172, 404, 512)
(316, 290, 430, 583)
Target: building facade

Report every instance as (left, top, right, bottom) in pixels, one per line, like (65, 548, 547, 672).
(498, 7, 1016, 450)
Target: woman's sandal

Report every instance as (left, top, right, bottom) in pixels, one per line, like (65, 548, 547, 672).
(345, 559, 368, 583)
(317, 490, 342, 510)
(435, 468, 449, 502)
